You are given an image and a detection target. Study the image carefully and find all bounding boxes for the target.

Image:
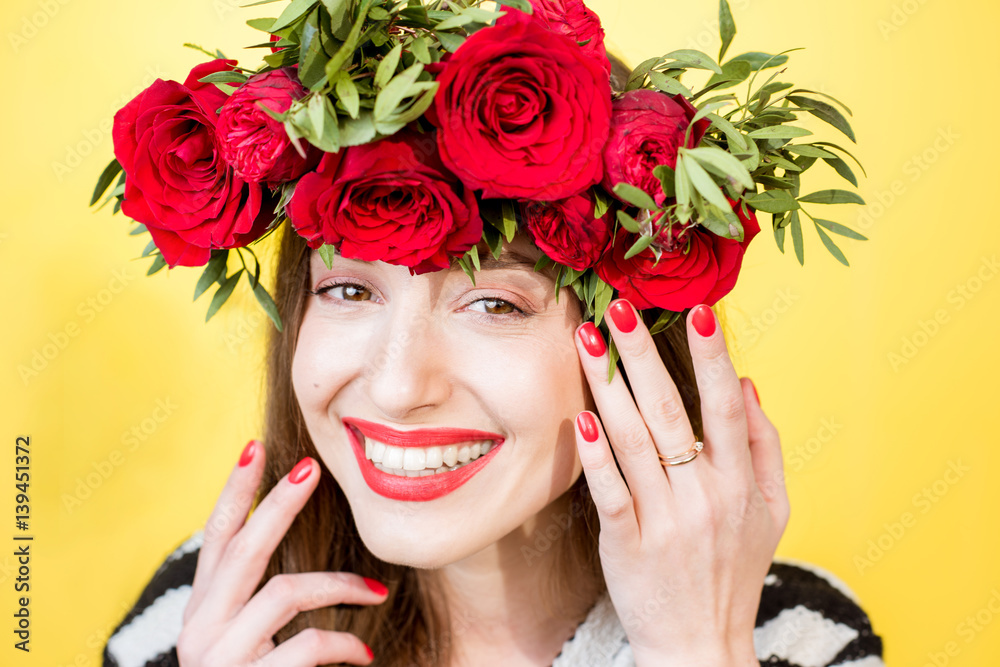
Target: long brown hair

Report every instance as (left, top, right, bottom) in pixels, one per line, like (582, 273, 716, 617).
(258, 53, 704, 666)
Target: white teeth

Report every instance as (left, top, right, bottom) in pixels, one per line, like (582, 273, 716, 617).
(363, 438, 496, 476)
(402, 448, 426, 471)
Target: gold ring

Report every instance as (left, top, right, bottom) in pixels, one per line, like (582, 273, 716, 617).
(657, 440, 704, 467)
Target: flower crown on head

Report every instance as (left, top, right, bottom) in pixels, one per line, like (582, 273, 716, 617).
(92, 0, 867, 380)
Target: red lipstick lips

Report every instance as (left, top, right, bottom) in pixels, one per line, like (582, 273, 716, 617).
(342, 417, 505, 502)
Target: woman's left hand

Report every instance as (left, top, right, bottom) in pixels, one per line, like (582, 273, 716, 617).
(573, 299, 789, 667)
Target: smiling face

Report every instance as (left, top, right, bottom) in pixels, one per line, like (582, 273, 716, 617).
(291, 233, 595, 568)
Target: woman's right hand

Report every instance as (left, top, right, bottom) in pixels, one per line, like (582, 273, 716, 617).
(177, 440, 385, 666)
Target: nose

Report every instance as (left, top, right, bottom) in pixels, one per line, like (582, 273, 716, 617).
(362, 303, 452, 420)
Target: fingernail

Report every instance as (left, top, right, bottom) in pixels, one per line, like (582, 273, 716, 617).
(577, 412, 599, 443)
(691, 304, 716, 337)
(364, 643, 374, 660)
(608, 299, 637, 333)
(238, 440, 257, 467)
(577, 322, 606, 357)
(363, 577, 388, 596)
(749, 378, 761, 406)
(289, 457, 314, 484)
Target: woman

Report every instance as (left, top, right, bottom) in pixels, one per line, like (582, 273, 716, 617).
(102, 225, 883, 667)
(97, 2, 883, 665)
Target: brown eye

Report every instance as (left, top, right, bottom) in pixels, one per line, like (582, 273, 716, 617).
(469, 297, 523, 319)
(311, 282, 373, 302)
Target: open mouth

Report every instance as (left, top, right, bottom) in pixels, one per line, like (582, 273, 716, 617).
(343, 421, 505, 501)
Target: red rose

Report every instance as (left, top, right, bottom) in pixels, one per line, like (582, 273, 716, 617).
(520, 0, 610, 75)
(288, 129, 482, 275)
(520, 190, 612, 271)
(596, 198, 760, 311)
(431, 7, 612, 200)
(217, 68, 319, 185)
(112, 59, 273, 268)
(601, 89, 711, 208)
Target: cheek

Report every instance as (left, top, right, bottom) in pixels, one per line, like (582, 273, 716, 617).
(291, 316, 358, 416)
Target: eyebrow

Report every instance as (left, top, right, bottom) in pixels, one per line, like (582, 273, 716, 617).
(475, 250, 541, 271)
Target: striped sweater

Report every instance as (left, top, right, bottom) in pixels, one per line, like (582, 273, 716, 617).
(103, 532, 884, 667)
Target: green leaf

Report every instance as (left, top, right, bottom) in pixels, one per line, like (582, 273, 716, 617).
(374, 42, 403, 89)
(811, 141, 867, 176)
(786, 210, 803, 265)
(773, 218, 786, 252)
(146, 254, 167, 276)
(483, 223, 503, 259)
(270, 0, 317, 31)
(745, 189, 800, 213)
(624, 233, 656, 260)
(494, 0, 533, 12)
(374, 61, 424, 120)
(625, 56, 662, 91)
(660, 49, 723, 74)
(784, 143, 837, 159)
(140, 239, 157, 258)
(334, 72, 360, 118)
(675, 154, 693, 222)
(682, 153, 734, 215)
(648, 71, 693, 97)
(593, 276, 614, 327)
(434, 12, 476, 31)
(252, 279, 284, 331)
(747, 125, 812, 140)
(612, 182, 658, 211)
(533, 253, 552, 273)
(813, 221, 848, 266)
(501, 200, 518, 242)
(727, 51, 788, 71)
(435, 30, 466, 53)
(649, 309, 683, 335)
(206, 270, 243, 322)
(90, 159, 122, 206)
(607, 336, 620, 383)
(798, 189, 865, 205)
(685, 146, 754, 190)
(813, 218, 867, 240)
(246, 17, 278, 32)
(324, 0, 372, 77)
(786, 95, 856, 143)
(786, 87, 853, 116)
(822, 155, 858, 187)
(616, 209, 641, 234)
(318, 244, 337, 269)
(194, 252, 229, 301)
(198, 71, 249, 85)
(653, 165, 676, 199)
(704, 58, 750, 91)
(410, 35, 431, 64)
(718, 0, 736, 62)
(339, 110, 377, 146)
(128, 224, 147, 236)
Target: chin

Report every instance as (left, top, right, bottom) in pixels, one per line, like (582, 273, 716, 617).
(353, 512, 488, 569)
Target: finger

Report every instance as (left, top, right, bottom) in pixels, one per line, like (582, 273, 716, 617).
(687, 305, 751, 474)
(604, 299, 702, 487)
(741, 377, 789, 528)
(253, 628, 373, 667)
(216, 572, 388, 659)
(186, 439, 265, 623)
(193, 456, 321, 624)
(575, 411, 639, 547)
(574, 321, 672, 518)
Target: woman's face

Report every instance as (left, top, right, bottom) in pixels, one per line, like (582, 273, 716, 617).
(291, 234, 594, 568)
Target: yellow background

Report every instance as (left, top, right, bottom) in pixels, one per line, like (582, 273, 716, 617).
(2, 0, 998, 664)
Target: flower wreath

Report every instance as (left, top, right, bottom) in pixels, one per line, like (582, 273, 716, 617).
(91, 0, 867, 380)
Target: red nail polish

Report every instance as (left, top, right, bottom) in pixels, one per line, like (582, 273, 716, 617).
(576, 322, 607, 357)
(364, 643, 374, 660)
(238, 440, 257, 467)
(691, 304, 716, 337)
(363, 577, 388, 596)
(577, 412, 599, 443)
(749, 378, 761, 406)
(289, 457, 314, 484)
(608, 299, 637, 333)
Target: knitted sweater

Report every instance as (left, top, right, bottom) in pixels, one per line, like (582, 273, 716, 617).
(103, 533, 884, 667)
